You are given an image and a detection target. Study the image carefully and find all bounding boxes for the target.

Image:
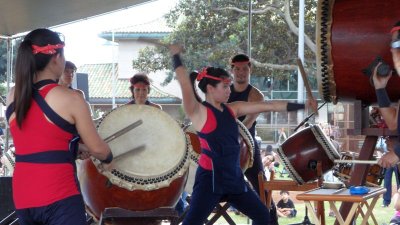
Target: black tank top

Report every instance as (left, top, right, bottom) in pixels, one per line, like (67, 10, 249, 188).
(227, 84, 256, 137)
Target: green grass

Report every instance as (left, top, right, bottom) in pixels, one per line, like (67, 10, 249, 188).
(208, 164, 395, 225)
(210, 201, 393, 225)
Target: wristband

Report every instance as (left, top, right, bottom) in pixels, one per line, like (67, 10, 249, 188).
(172, 54, 183, 70)
(375, 88, 391, 107)
(101, 152, 113, 164)
(287, 102, 305, 111)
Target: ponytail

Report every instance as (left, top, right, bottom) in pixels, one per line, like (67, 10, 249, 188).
(14, 40, 36, 128)
(13, 28, 64, 128)
(189, 71, 202, 103)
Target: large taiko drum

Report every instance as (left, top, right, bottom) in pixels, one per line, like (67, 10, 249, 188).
(317, 0, 400, 104)
(77, 105, 190, 218)
(183, 120, 254, 194)
(277, 124, 340, 184)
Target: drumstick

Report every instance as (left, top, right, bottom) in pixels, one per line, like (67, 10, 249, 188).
(334, 159, 378, 165)
(104, 119, 143, 143)
(297, 58, 314, 100)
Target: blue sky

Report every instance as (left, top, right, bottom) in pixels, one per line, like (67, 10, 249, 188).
(53, 0, 177, 66)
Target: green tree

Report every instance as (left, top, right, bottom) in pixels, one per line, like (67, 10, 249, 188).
(133, 0, 317, 87)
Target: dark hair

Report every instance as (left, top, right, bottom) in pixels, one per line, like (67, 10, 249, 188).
(393, 21, 400, 39)
(189, 67, 231, 103)
(14, 28, 64, 128)
(230, 54, 251, 68)
(129, 73, 151, 94)
(65, 61, 77, 71)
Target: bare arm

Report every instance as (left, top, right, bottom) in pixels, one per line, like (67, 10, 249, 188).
(168, 45, 206, 130)
(228, 100, 293, 118)
(379, 106, 398, 130)
(372, 64, 398, 130)
(241, 88, 264, 129)
(70, 93, 112, 161)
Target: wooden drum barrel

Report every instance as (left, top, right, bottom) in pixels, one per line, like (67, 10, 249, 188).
(317, 0, 400, 104)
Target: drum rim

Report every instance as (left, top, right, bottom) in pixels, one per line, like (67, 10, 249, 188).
(237, 120, 254, 170)
(277, 145, 304, 184)
(316, 0, 337, 103)
(311, 124, 341, 160)
(93, 104, 190, 191)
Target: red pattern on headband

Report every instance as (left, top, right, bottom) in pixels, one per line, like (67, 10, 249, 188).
(231, 60, 250, 66)
(390, 26, 400, 34)
(196, 67, 232, 84)
(132, 83, 149, 89)
(32, 43, 65, 55)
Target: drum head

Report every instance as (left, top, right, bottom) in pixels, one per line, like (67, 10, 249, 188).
(95, 104, 189, 190)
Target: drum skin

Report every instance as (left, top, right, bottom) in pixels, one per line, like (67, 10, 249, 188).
(277, 125, 340, 184)
(77, 160, 188, 218)
(317, 0, 400, 104)
(77, 105, 189, 219)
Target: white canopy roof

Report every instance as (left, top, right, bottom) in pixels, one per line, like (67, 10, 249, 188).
(0, 0, 151, 37)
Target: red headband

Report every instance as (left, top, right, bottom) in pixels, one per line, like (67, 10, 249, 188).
(231, 60, 250, 67)
(32, 43, 65, 55)
(132, 83, 149, 89)
(390, 26, 400, 34)
(196, 68, 232, 84)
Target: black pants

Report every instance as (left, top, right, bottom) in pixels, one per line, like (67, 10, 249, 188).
(16, 195, 86, 225)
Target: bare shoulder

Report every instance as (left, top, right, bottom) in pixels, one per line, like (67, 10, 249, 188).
(48, 86, 86, 106)
(249, 86, 264, 102)
(74, 89, 85, 98)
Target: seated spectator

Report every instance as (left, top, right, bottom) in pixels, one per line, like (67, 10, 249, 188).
(276, 191, 297, 218)
(262, 154, 275, 180)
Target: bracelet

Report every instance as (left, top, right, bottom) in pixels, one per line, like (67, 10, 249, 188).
(101, 152, 113, 164)
(376, 88, 391, 107)
(172, 54, 183, 70)
(287, 102, 305, 111)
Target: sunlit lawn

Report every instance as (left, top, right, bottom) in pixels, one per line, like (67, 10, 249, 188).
(210, 201, 393, 225)
(209, 165, 395, 225)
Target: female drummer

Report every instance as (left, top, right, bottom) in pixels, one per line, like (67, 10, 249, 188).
(127, 73, 162, 109)
(169, 44, 317, 225)
(373, 21, 400, 168)
(6, 28, 113, 225)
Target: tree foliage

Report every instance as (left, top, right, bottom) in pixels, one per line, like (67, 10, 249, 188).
(132, 0, 317, 86)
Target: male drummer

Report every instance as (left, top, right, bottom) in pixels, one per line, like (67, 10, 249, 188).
(373, 20, 400, 168)
(227, 53, 279, 224)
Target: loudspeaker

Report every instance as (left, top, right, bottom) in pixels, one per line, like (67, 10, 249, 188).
(72, 73, 89, 101)
(0, 177, 15, 220)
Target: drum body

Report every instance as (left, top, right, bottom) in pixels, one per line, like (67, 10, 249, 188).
(77, 105, 189, 218)
(183, 120, 254, 194)
(277, 124, 341, 184)
(317, 0, 400, 104)
(333, 152, 384, 186)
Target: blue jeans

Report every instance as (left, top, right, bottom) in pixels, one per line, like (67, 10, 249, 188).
(383, 166, 400, 205)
